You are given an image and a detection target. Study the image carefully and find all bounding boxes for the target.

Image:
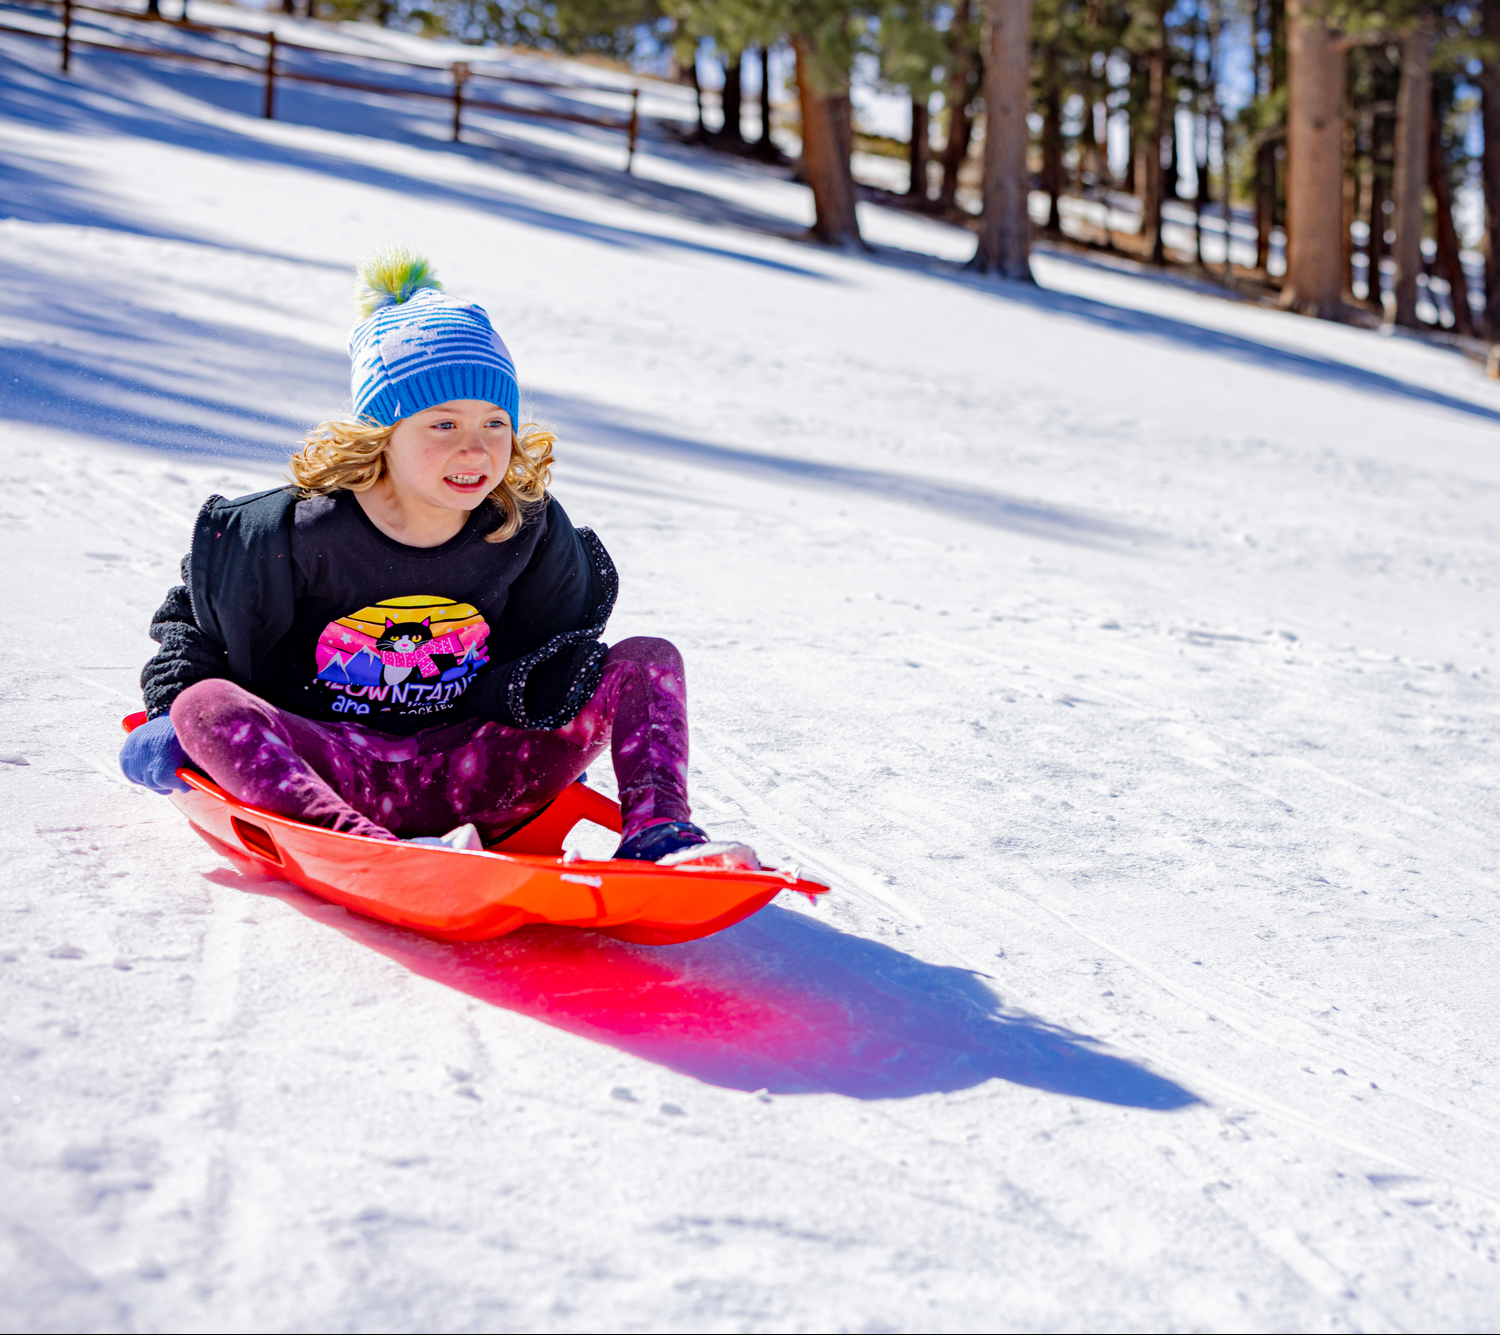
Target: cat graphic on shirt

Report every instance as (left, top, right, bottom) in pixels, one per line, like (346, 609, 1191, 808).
(377, 618, 431, 685)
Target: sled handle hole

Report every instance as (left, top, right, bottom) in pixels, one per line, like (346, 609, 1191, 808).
(232, 816, 282, 865)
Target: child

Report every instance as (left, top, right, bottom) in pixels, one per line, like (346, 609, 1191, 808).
(121, 248, 753, 869)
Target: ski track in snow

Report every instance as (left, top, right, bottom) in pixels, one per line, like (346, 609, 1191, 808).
(4, 10, 1500, 1329)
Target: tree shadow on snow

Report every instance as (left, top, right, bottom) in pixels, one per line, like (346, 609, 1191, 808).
(536, 390, 1149, 549)
(0, 47, 818, 281)
(6, 41, 1497, 432)
(0, 275, 343, 459)
(939, 262, 1500, 429)
(215, 868, 1197, 1108)
(0, 263, 1147, 548)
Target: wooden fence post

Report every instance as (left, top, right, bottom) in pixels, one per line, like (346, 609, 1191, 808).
(451, 62, 468, 143)
(626, 87, 639, 174)
(263, 31, 276, 119)
(60, 0, 72, 72)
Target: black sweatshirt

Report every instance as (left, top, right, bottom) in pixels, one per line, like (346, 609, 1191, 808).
(140, 487, 617, 736)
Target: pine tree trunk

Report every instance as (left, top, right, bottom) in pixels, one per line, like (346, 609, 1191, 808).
(793, 35, 863, 248)
(722, 54, 744, 144)
(1142, 18, 1168, 265)
(831, 91, 854, 169)
(1367, 118, 1389, 309)
(1213, 109, 1229, 272)
(1342, 114, 1357, 297)
(1279, 0, 1344, 315)
(1084, 26, 1106, 188)
(1479, 0, 1500, 334)
(938, 103, 975, 210)
(758, 47, 775, 158)
(1092, 98, 1108, 184)
(1392, 23, 1432, 328)
(1255, 140, 1274, 269)
(1207, 0, 1227, 275)
(938, 1, 975, 212)
(1251, 0, 1280, 273)
(1126, 51, 1143, 197)
(971, 0, 1035, 280)
(1429, 87, 1473, 335)
(687, 56, 706, 141)
(1041, 46, 1064, 234)
(1195, 114, 1209, 266)
(909, 97, 931, 200)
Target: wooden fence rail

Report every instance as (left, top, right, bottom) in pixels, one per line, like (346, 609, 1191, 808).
(0, 0, 643, 169)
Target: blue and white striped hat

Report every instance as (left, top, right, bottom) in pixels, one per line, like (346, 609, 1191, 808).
(347, 249, 519, 429)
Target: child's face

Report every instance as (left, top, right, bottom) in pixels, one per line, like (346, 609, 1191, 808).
(383, 400, 512, 513)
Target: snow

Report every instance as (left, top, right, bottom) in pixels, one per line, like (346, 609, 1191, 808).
(5, 14, 1500, 1331)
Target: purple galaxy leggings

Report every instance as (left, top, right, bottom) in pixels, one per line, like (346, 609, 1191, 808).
(170, 637, 691, 845)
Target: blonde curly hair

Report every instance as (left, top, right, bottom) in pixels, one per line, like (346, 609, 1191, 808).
(288, 416, 555, 543)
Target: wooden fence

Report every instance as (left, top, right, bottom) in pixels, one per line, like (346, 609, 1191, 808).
(0, 0, 643, 170)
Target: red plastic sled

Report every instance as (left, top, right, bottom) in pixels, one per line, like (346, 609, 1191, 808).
(123, 712, 827, 944)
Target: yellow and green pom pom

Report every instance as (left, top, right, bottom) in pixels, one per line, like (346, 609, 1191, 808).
(353, 246, 443, 318)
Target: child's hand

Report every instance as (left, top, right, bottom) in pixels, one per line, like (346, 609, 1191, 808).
(120, 714, 191, 794)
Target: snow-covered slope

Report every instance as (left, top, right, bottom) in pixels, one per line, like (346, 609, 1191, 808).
(5, 18, 1500, 1332)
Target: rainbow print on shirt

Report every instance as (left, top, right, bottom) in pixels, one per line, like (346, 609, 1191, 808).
(314, 595, 490, 717)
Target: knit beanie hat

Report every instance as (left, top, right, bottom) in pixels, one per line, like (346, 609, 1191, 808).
(347, 248, 520, 429)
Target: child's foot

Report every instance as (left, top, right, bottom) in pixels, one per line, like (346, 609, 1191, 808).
(613, 820, 760, 870)
(406, 822, 485, 852)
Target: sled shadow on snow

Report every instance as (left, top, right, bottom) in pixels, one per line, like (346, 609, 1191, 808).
(214, 867, 1196, 1108)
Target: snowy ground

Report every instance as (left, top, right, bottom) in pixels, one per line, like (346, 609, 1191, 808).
(5, 16, 1500, 1334)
